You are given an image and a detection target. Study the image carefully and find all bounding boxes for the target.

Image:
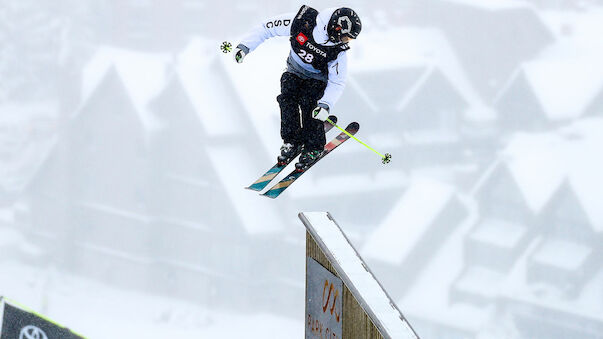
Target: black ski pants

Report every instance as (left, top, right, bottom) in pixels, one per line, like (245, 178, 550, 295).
(277, 72, 327, 152)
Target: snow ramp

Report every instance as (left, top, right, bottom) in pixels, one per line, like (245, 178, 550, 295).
(300, 212, 419, 339)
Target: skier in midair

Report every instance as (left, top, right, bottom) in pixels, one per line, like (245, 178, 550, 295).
(233, 5, 362, 168)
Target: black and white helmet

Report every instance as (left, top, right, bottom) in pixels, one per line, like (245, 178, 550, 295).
(327, 8, 362, 43)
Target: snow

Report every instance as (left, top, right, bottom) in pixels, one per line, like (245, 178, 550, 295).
(353, 27, 494, 122)
(397, 199, 488, 332)
(176, 38, 247, 137)
(351, 28, 434, 71)
(562, 120, 603, 231)
(469, 218, 527, 249)
(0, 261, 300, 339)
(362, 176, 455, 265)
(504, 118, 603, 229)
(504, 131, 571, 213)
(0, 227, 22, 247)
(531, 238, 591, 271)
(523, 8, 603, 120)
(441, 0, 530, 11)
(82, 46, 169, 131)
(205, 145, 283, 234)
(0, 103, 58, 192)
(522, 60, 603, 120)
(455, 266, 506, 299)
(77, 201, 152, 223)
(219, 37, 288, 154)
(289, 170, 408, 198)
(501, 238, 603, 323)
(300, 212, 418, 339)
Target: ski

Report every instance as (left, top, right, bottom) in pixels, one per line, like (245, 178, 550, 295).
(262, 122, 359, 199)
(246, 116, 337, 191)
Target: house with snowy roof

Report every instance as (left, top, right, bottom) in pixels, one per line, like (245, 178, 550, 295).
(499, 179, 603, 339)
(99, 0, 208, 50)
(462, 163, 539, 273)
(527, 181, 602, 298)
(0, 103, 58, 204)
(451, 119, 603, 335)
(347, 65, 467, 144)
(405, 0, 554, 101)
(494, 60, 603, 131)
(361, 176, 467, 299)
(20, 44, 305, 313)
(335, 27, 476, 170)
(145, 40, 309, 313)
(25, 65, 153, 281)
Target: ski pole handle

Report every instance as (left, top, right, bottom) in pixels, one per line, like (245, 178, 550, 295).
(220, 41, 232, 53)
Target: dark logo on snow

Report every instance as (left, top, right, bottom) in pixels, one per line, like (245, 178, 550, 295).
(19, 325, 48, 339)
(296, 32, 308, 45)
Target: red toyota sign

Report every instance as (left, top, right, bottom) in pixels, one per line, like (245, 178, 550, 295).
(296, 32, 308, 45)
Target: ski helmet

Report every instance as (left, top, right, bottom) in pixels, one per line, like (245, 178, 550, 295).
(327, 8, 362, 43)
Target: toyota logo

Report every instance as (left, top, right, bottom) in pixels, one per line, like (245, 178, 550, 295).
(19, 325, 48, 339)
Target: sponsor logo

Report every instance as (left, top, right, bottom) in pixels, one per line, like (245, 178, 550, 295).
(297, 6, 308, 19)
(305, 41, 327, 58)
(337, 16, 353, 35)
(265, 19, 291, 28)
(19, 325, 48, 339)
(296, 33, 308, 45)
(322, 280, 341, 322)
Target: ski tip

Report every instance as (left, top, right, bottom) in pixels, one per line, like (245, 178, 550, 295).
(261, 192, 278, 199)
(347, 121, 360, 133)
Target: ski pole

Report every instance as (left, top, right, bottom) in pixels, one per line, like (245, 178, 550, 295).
(326, 118, 391, 164)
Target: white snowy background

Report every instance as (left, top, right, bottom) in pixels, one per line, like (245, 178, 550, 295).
(1, 0, 603, 338)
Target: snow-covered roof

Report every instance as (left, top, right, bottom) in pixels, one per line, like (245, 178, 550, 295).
(441, 0, 530, 11)
(454, 266, 506, 300)
(398, 206, 487, 332)
(531, 238, 592, 271)
(520, 60, 603, 120)
(177, 38, 248, 138)
(517, 8, 603, 120)
(503, 133, 567, 213)
(362, 176, 455, 265)
(288, 170, 408, 198)
(351, 28, 435, 72)
(206, 145, 283, 235)
(219, 37, 286, 152)
(82, 46, 170, 131)
(300, 212, 418, 339)
(502, 237, 603, 323)
(0, 103, 58, 193)
(470, 218, 527, 249)
(503, 118, 603, 230)
(355, 27, 493, 122)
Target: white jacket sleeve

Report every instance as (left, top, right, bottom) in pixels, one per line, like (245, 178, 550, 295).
(318, 52, 348, 110)
(238, 13, 295, 53)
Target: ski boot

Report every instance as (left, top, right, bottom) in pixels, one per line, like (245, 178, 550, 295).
(295, 149, 322, 171)
(277, 142, 302, 165)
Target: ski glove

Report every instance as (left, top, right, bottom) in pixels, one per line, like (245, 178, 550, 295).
(312, 105, 330, 122)
(234, 44, 248, 63)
